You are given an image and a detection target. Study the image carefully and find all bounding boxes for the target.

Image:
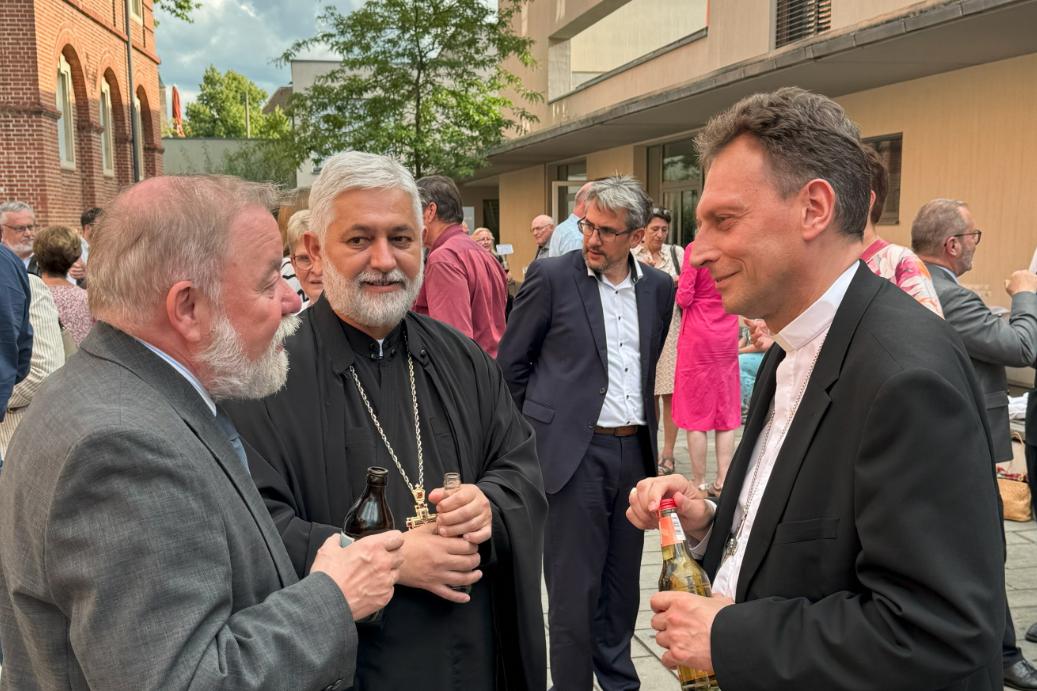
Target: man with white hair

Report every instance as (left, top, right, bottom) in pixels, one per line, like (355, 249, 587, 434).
(0, 175, 405, 690)
(0, 201, 37, 271)
(226, 151, 548, 691)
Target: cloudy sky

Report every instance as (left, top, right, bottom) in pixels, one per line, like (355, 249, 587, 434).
(155, 0, 358, 108)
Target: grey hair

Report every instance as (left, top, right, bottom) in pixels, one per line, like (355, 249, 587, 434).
(309, 151, 422, 240)
(0, 201, 35, 225)
(88, 175, 280, 327)
(584, 176, 652, 231)
(695, 87, 871, 239)
(285, 209, 311, 250)
(911, 199, 970, 256)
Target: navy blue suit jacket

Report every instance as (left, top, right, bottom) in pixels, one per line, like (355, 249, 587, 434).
(497, 249, 674, 494)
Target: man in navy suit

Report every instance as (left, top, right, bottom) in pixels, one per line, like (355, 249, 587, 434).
(498, 176, 674, 690)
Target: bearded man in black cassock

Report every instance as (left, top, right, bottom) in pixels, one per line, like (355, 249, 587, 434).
(225, 151, 547, 691)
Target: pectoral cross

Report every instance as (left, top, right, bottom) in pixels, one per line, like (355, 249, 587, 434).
(406, 487, 437, 529)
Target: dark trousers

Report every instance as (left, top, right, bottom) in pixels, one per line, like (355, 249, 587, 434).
(544, 433, 647, 691)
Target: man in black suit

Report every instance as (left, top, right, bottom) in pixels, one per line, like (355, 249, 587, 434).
(627, 87, 1004, 690)
(498, 176, 674, 690)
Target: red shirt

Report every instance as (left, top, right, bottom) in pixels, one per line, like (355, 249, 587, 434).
(414, 225, 508, 357)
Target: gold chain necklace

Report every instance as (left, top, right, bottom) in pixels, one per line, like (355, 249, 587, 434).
(348, 352, 436, 529)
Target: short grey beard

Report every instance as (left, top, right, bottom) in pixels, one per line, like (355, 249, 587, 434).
(199, 312, 301, 402)
(322, 257, 423, 331)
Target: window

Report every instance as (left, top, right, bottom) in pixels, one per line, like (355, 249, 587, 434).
(133, 94, 145, 181)
(775, 0, 832, 48)
(130, 0, 143, 22)
(648, 140, 702, 247)
(100, 81, 115, 176)
(56, 55, 75, 168)
(863, 133, 903, 225)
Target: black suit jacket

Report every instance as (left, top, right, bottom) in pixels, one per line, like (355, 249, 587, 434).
(704, 263, 1004, 691)
(497, 250, 674, 494)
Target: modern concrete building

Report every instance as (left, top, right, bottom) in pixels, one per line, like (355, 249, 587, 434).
(471, 0, 1037, 313)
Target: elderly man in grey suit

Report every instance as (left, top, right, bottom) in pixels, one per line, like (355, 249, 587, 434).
(913, 197, 1037, 690)
(0, 176, 404, 690)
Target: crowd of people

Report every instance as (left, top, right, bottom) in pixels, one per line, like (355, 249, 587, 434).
(0, 86, 1036, 691)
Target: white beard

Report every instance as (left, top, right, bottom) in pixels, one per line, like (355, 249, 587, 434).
(199, 312, 301, 401)
(322, 257, 423, 331)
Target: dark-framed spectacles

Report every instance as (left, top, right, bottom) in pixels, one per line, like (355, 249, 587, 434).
(948, 230, 982, 245)
(1, 223, 35, 234)
(578, 218, 634, 241)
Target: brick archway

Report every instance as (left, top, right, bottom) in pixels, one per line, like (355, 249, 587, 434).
(103, 69, 131, 187)
(60, 45, 97, 206)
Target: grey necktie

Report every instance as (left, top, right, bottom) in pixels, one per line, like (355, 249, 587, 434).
(214, 407, 249, 475)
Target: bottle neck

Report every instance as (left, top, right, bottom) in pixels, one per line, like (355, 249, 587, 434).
(659, 509, 692, 558)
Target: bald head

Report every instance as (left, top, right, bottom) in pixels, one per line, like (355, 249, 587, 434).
(531, 214, 555, 248)
(573, 182, 594, 217)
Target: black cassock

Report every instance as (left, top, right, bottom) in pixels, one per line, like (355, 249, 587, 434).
(226, 296, 547, 691)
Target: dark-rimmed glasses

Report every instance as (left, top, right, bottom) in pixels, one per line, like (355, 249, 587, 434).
(1, 223, 35, 234)
(578, 218, 634, 241)
(948, 230, 982, 245)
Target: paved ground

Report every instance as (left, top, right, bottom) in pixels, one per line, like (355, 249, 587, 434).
(544, 426, 1037, 690)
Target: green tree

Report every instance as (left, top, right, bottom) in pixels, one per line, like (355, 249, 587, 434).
(185, 66, 290, 140)
(222, 140, 298, 188)
(157, 0, 198, 22)
(283, 0, 541, 179)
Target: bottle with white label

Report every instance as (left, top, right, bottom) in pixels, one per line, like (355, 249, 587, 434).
(657, 497, 720, 690)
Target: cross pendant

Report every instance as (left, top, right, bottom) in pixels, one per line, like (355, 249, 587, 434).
(405, 487, 437, 530)
(724, 535, 738, 558)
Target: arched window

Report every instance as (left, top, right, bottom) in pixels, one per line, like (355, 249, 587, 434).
(57, 54, 75, 168)
(100, 80, 115, 176)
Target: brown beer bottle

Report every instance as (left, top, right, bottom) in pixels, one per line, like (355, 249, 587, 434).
(657, 498, 720, 690)
(342, 466, 395, 623)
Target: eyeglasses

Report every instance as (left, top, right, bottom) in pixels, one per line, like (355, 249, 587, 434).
(293, 254, 313, 269)
(1, 223, 35, 234)
(531, 224, 553, 233)
(578, 218, 634, 241)
(650, 207, 672, 223)
(948, 230, 982, 245)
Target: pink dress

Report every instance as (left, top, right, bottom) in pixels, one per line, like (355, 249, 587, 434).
(48, 284, 93, 345)
(672, 242, 740, 431)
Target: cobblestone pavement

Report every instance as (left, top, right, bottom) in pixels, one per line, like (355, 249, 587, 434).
(545, 426, 1037, 690)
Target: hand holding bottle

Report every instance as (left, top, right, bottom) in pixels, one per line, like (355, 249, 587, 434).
(312, 530, 404, 621)
(429, 480, 492, 544)
(651, 591, 733, 678)
(626, 475, 715, 542)
(397, 521, 481, 603)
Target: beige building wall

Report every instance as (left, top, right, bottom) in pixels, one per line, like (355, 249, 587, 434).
(499, 165, 548, 277)
(838, 51, 1037, 308)
(587, 145, 636, 179)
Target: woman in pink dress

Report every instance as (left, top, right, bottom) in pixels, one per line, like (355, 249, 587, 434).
(672, 241, 740, 496)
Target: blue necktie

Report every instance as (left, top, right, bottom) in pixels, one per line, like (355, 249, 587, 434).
(214, 407, 249, 475)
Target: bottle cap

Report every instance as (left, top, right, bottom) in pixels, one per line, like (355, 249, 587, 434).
(658, 497, 677, 511)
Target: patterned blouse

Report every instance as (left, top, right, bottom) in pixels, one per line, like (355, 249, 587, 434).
(48, 284, 94, 345)
(861, 238, 944, 317)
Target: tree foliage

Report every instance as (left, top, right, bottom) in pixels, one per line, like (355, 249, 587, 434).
(222, 140, 298, 189)
(185, 66, 291, 140)
(156, 0, 198, 22)
(282, 0, 541, 179)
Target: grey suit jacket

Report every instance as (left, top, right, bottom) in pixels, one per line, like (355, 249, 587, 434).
(927, 262, 1037, 461)
(0, 322, 356, 690)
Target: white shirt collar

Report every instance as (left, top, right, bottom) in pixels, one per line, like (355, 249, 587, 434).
(773, 262, 858, 353)
(134, 338, 217, 416)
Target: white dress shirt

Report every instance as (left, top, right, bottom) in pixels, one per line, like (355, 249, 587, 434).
(708, 262, 858, 599)
(594, 256, 646, 427)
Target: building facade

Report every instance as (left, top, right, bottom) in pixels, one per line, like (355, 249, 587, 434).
(474, 0, 1037, 315)
(0, 0, 162, 227)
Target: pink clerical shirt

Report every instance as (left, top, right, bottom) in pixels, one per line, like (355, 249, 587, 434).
(414, 224, 508, 357)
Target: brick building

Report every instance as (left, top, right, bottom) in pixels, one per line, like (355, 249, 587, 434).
(0, 0, 163, 228)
